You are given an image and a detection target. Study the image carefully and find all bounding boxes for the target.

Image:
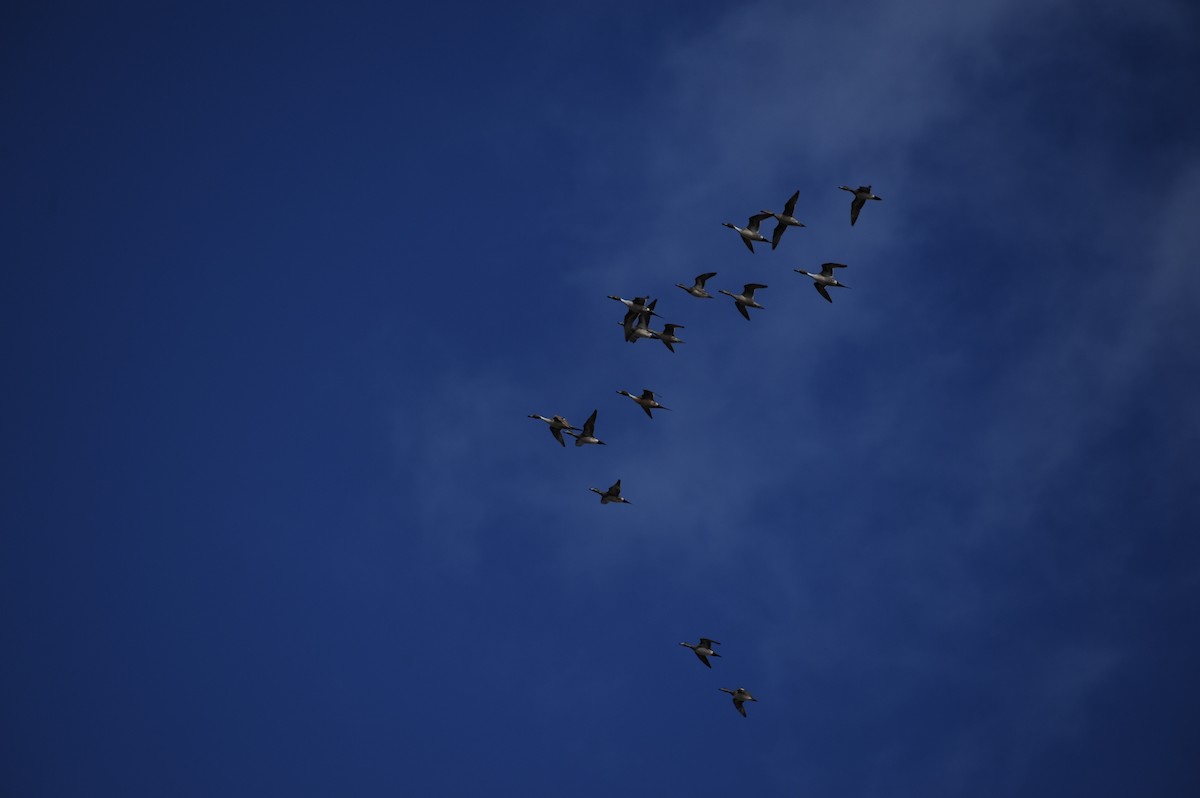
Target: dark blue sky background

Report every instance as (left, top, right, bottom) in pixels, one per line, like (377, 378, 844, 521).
(3, 1, 1199, 796)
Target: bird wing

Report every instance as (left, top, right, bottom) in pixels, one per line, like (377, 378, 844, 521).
(850, 196, 864, 225)
(551, 426, 566, 446)
(641, 404, 653, 419)
(770, 219, 787, 250)
(735, 302, 751, 320)
(783, 190, 799, 216)
(699, 638, 719, 647)
(747, 212, 771, 232)
(740, 234, 755, 254)
(696, 652, 712, 668)
(640, 389, 655, 401)
(735, 700, 747, 717)
(622, 315, 640, 342)
(609, 479, 622, 496)
(621, 307, 637, 327)
(662, 339, 675, 353)
(821, 262, 847, 275)
(697, 272, 717, 287)
(815, 283, 832, 303)
(583, 409, 597, 436)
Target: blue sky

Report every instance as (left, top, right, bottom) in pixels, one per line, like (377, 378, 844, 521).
(3, 1, 1199, 795)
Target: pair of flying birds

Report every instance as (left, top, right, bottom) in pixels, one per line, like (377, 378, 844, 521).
(526, 408, 603, 448)
(680, 638, 759, 717)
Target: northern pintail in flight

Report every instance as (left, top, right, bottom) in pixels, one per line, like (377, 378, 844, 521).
(609, 295, 660, 330)
(589, 479, 630, 504)
(794, 262, 849, 303)
(763, 190, 805, 249)
(620, 301, 661, 343)
(655, 323, 685, 353)
(616, 388, 670, 419)
(719, 687, 758, 717)
(676, 272, 718, 299)
(718, 283, 767, 320)
(565, 409, 606, 446)
(722, 212, 772, 253)
(527, 414, 580, 447)
(838, 185, 881, 226)
(680, 638, 721, 668)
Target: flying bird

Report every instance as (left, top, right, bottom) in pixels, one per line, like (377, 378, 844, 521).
(589, 479, 631, 505)
(719, 687, 758, 717)
(527, 414, 579, 447)
(722, 212, 772, 253)
(655, 323, 685, 353)
(763, 190, 805, 249)
(620, 300, 660, 342)
(609, 295, 660, 331)
(566, 409, 606, 447)
(680, 638, 721, 668)
(616, 388, 670, 419)
(794, 262, 850, 303)
(676, 272, 718, 299)
(838, 185, 882, 226)
(718, 283, 767, 320)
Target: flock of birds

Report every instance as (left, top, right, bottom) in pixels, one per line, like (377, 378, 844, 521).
(529, 184, 884, 718)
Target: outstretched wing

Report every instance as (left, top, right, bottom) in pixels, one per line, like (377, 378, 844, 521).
(740, 234, 755, 254)
(551, 426, 566, 446)
(609, 479, 622, 496)
(583, 409, 598, 436)
(696, 271, 717, 287)
(782, 190, 799, 217)
(770, 219, 787, 250)
(815, 283, 832, 303)
(734, 700, 747, 717)
(735, 302, 751, 320)
(850, 196, 864, 225)
(747, 212, 771, 232)
(695, 651, 712, 668)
